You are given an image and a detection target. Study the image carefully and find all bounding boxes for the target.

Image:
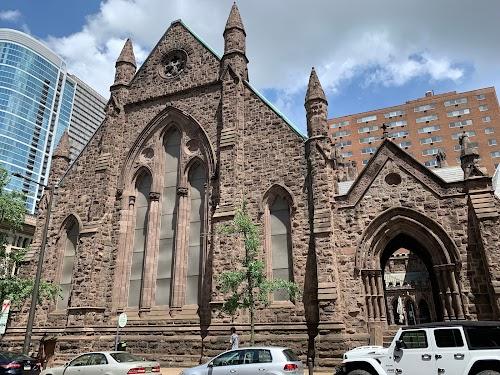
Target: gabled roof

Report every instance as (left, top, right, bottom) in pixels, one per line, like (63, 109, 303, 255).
(128, 19, 221, 88)
(127, 18, 305, 140)
(336, 139, 467, 206)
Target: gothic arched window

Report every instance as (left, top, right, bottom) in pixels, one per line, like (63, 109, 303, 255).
(117, 117, 212, 313)
(186, 163, 206, 305)
(128, 172, 152, 307)
(263, 189, 294, 302)
(156, 130, 181, 306)
(57, 217, 79, 310)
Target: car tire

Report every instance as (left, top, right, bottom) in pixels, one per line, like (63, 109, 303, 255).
(347, 370, 372, 375)
(476, 371, 500, 375)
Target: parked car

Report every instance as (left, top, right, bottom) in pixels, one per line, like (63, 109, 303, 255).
(40, 351, 160, 375)
(180, 346, 304, 375)
(337, 321, 500, 375)
(0, 352, 41, 374)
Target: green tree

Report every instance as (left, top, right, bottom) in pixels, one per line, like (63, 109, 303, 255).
(218, 202, 300, 345)
(0, 167, 59, 305)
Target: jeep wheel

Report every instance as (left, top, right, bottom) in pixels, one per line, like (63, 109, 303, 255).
(476, 371, 500, 375)
(347, 370, 372, 375)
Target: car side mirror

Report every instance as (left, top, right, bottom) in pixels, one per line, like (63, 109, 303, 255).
(208, 362, 213, 367)
(395, 340, 405, 350)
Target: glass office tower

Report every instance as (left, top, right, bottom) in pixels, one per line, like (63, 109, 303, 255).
(0, 29, 106, 213)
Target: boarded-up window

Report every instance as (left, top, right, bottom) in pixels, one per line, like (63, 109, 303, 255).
(156, 130, 181, 305)
(128, 173, 151, 307)
(186, 164, 206, 305)
(270, 196, 292, 301)
(57, 219, 78, 309)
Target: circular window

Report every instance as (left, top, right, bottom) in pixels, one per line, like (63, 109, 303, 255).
(160, 50, 187, 78)
(385, 172, 402, 186)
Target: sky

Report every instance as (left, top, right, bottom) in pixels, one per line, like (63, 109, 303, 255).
(1, 0, 499, 134)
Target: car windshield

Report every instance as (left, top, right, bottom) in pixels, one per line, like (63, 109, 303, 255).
(0, 352, 32, 361)
(283, 349, 299, 361)
(110, 352, 145, 363)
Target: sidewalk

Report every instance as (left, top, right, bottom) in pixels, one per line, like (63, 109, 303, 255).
(160, 368, 332, 375)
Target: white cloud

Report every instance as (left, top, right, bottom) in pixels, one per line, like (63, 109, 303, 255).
(43, 0, 499, 107)
(0, 10, 21, 22)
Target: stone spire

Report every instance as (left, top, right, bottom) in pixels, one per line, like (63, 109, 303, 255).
(305, 68, 327, 104)
(225, 2, 245, 32)
(48, 131, 70, 186)
(112, 38, 136, 87)
(221, 2, 248, 80)
(305, 67, 328, 137)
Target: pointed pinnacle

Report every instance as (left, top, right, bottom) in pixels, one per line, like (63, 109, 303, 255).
(53, 130, 70, 159)
(225, 2, 245, 33)
(116, 38, 136, 67)
(305, 67, 327, 104)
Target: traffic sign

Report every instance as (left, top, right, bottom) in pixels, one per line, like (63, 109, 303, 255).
(118, 312, 127, 328)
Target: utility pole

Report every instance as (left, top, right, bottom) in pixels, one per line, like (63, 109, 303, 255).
(13, 173, 55, 355)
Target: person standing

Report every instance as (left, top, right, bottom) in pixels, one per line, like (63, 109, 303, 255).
(229, 327, 239, 350)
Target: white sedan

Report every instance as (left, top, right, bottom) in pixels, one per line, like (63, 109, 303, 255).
(40, 351, 160, 375)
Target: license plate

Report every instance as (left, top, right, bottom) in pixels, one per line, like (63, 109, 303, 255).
(145, 367, 152, 373)
(24, 365, 31, 370)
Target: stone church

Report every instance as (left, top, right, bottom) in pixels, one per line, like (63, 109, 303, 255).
(5, 4, 500, 368)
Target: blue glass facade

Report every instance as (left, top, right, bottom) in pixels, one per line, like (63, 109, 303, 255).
(0, 30, 75, 213)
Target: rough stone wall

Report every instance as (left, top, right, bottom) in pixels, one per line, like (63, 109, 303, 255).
(332, 145, 492, 332)
(4, 14, 500, 372)
(5, 18, 315, 364)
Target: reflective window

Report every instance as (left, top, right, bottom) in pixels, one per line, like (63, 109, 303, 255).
(384, 110, 405, 118)
(414, 103, 435, 112)
(270, 196, 293, 301)
(330, 120, 350, 128)
(447, 108, 470, 117)
(56, 218, 78, 310)
(332, 130, 350, 137)
(212, 350, 244, 367)
(449, 119, 473, 128)
(242, 349, 273, 364)
(452, 131, 476, 140)
(465, 326, 500, 349)
(416, 114, 438, 123)
(386, 120, 406, 128)
(186, 164, 206, 305)
(400, 330, 428, 349)
(444, 98, 467, 107)
(69, 354, 92, 367)
(356, 115, 377, 123)
(128, 173, 151, 307)
(156, 130, 181, 306)
(358, 125, 378, 133)
(434, 329, 464, 348)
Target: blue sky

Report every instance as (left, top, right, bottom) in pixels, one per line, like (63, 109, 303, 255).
(1, 0, 499, 134)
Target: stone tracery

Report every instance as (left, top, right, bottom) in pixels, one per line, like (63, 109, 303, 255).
(114, 109, 214, 313)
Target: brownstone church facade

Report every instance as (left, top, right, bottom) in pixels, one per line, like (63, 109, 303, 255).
(5, 4, 500, 368)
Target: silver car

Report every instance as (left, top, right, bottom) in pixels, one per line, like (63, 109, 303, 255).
(40, 351, 160, 375)
(180, 346, 304, 375)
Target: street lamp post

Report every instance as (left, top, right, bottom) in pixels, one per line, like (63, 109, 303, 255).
(12, 173, 55, 355)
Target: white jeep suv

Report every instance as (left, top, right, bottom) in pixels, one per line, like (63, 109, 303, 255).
(337, 321, 500, 375)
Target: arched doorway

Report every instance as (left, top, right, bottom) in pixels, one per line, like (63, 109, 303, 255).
(382, 240, 440, 325)
(357, 208, 465, 326)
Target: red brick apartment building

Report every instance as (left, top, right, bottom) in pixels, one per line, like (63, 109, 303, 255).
(328, 87, 500, 174)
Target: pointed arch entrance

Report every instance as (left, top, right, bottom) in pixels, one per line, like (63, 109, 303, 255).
(356, 207, 465, 324)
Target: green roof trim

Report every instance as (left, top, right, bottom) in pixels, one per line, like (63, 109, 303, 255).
(176, 20, 222, 60)
(244, 81, 307, 140)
